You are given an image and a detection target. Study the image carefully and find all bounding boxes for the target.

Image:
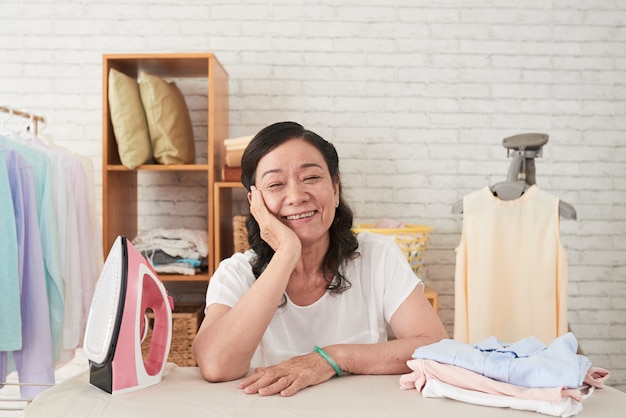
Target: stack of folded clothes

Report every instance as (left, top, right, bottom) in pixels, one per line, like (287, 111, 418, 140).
(400, 333, 610, 417)
(222, 135, 253, 182)
(132, 228, 208, 275)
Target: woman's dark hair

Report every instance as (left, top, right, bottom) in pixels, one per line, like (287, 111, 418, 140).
(241, 121, 358, 293)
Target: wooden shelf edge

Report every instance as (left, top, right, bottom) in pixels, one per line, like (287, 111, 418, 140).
(106, 164, 210, 171)
(103, 52, 217, 58)
(215, 181, 244, 188)
(159, 273, 210, 282)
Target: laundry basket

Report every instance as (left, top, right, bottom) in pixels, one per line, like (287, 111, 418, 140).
(352, 224, 434, 277)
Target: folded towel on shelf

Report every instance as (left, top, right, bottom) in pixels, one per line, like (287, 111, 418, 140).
(149, 262, 199, 276)
(223, 135, 253, 168)
(224, 148, 245, 168)
(224, 135, 253, 150)
(132, 229, 208, 275)
(139, 249, 200, 266)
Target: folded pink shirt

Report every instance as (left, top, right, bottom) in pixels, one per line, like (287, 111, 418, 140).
(399, 358, 610, 403)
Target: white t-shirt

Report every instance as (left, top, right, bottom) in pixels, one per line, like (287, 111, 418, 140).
(205, 231, 421, 367)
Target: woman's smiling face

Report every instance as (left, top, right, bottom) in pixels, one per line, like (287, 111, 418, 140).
(254, 138, 339, 246)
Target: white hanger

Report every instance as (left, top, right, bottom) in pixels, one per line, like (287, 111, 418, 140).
(0, 106, 14, 135)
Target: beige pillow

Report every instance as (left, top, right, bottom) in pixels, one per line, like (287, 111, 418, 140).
(108, 68, 153, 169)
(138, 72, 195, 164)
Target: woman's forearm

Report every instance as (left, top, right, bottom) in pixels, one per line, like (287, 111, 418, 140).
(324, 336, 440, 376)
(193, 248, 299, 381)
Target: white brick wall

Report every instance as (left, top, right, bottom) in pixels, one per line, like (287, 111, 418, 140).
(1, 0, 624, 391)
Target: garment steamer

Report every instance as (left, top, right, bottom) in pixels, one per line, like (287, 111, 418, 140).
(83, 235, 174, 394)
(452, 133, 576, 219)
(489, 133, 549, 200)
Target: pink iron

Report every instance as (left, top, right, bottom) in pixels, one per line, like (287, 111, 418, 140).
(83, 235, 173, 394)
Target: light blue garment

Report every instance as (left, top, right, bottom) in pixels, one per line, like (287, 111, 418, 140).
(0, 144, 54, 399)
(411, 332, 592, 389)
(0, 149, 21, 351)
(0, 136, 64, 362)
(172, 258, 202, 267)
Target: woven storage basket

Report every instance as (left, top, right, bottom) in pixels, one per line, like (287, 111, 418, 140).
(141, 304, 204, 367)
(233, 214, 249, 253)
(352, 224, 433, 277)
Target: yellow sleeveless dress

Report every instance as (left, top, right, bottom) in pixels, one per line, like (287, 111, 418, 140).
(453, 185, 568, 345)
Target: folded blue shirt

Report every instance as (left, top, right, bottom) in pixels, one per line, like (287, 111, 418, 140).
(411, 332, 591, 389)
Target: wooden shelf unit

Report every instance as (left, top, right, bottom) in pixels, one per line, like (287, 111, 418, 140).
(102, 53, 228, 280)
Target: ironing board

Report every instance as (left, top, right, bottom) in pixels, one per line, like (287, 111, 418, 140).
(22, 365, 626, 418)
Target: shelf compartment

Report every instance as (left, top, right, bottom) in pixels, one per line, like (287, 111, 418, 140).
(102, 53, 228, 277)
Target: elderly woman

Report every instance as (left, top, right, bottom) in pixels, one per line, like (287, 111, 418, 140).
(192, 121, 447, 396)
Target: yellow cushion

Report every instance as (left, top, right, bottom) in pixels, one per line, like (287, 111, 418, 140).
(138, 72, 195, 165)
(107, 68, 153, 169)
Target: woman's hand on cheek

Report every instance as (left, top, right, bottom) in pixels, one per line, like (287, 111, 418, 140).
(249, 186, 301, 254)
(238, 352, 338, 397)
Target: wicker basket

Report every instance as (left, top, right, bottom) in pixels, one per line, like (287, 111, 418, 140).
(233, 214, 249, 253)
(352, 224, 434, 277)
(141, 304, 204, 367)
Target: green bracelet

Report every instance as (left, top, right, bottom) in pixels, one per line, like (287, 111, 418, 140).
(313, 346, 343, 376)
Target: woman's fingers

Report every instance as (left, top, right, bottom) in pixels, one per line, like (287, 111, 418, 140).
(238, 352, 336, 397)
(249, 186, 300, 252)
(240, 369, 303, 397)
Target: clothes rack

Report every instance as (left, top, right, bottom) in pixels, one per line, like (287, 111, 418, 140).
(1, 106, 101, 413)
(0, 106, 51, 412)
(0, 106, 46, 135)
